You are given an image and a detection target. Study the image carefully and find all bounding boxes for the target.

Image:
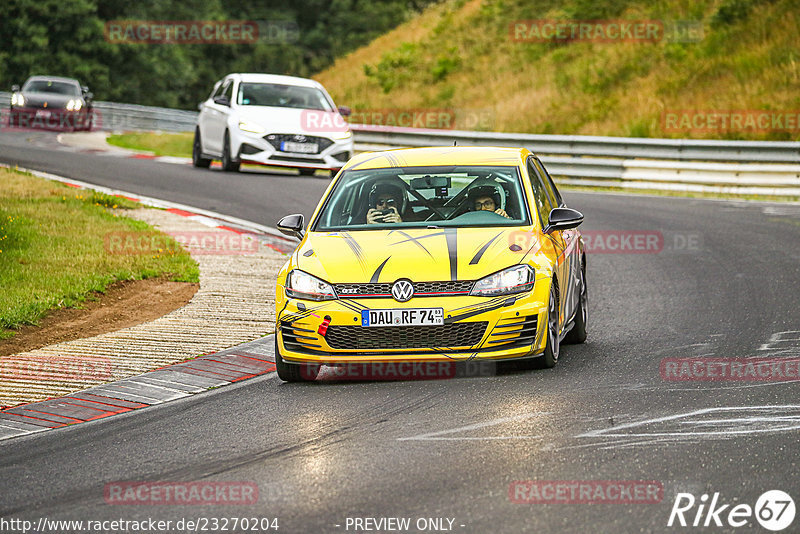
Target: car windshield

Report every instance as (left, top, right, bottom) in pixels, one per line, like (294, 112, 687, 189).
(313, 165, 530, 231)
(236, 83, 333, 111)
(23, 80, 80, 96)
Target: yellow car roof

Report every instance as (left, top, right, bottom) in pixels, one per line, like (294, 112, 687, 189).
(345, 146, 530, 170)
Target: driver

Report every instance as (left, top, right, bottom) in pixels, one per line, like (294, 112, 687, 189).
(468, 185, 510, 219)
(366, 182, 404, 224)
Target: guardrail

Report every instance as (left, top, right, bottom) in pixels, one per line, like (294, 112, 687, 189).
(352, 126, 800, 196)
(1, 91, 797, 196)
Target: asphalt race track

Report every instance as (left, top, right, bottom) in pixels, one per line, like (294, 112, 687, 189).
(1, 130, 800, 533)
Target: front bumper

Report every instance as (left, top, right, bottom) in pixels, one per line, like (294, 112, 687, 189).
(275, 284, 550, 364)
(233, 130, 354, 171)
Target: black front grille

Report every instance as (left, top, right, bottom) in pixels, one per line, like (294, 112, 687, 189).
(325, 322, 488, 350)
(270, 155, 326, 164)
(264, 133, 333, 154)
(334, 280, 474, 298)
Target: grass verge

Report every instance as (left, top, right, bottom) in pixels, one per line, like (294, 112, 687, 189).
(0, 167, 199, 339)
(107, 132, 193, 158)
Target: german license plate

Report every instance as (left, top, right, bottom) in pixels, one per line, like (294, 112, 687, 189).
(361, 308, 444, 327)
(281, 141, 318, 153)
(36, 110, 51, 118)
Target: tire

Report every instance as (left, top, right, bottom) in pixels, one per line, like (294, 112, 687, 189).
(221, 131, 240, 172)
(192, 129, 211, 168)
(535, 280, 561, 369)
(563, 258, 587, 344)
(298, 168, 316, 176)
(275, 335, 319, 382)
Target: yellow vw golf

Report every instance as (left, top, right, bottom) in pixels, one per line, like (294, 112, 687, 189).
(274, 147, 586, 382)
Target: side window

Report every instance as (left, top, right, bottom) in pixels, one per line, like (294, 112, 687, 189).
(211, 80, 225, 99)
(223, 80, 234, 102)
(526, 158, 552, 227)
(534, 157, 563, 207)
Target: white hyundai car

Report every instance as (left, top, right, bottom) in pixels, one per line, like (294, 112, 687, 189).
(193, 73, 354, 176)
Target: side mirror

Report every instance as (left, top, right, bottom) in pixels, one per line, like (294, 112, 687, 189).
(544, 207, 583, 234)
(338, 106, 352, 117)
(277, 214, 304, 239)
(11, 85, 20, 92)
(84, 92, 94, 101)
(81, 85, 89, 93)
(213, 95, 230, 107)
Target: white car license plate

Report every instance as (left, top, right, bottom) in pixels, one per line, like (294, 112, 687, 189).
(361, 308, 444, 327)
(36, 110, 52, 118)
(281, 141, 318, 153)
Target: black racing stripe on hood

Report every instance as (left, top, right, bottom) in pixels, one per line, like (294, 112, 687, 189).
(444, 227, 458, 281)
(469, 232, 502, 265)
(341, 231, 366, 268)
(392, 231, 445, 244)
(370, 257, 391, 283)
(391, 231, 434, 257)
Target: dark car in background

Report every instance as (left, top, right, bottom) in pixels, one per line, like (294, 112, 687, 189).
(9, 76, 94, 131)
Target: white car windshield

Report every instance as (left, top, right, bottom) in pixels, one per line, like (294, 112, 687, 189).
(237, 83, 333, 111)
(23, 80, 81, 96)
(313, 165, 530, 230)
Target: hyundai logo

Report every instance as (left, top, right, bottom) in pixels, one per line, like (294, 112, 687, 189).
(294, 135, 307, 142)
(391, 280, 414, 302)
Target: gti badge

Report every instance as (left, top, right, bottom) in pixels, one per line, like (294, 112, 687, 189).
(391, 280, 414, 302)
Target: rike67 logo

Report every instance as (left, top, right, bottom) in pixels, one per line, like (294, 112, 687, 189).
(668, 490, 795, 531)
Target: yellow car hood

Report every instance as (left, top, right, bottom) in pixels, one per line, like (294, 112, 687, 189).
(296, 226, 539, 283)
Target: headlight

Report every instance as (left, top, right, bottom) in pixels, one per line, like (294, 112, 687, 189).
(470, 265, 535, 297)
(66, 99, 83, 111)
(285, 270, 337, 301)
(332, 130, 353, 140)
(238, 120, 266, 134)
(11, 93, 24, 107)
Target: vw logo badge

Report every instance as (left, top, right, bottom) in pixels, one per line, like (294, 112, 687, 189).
(391, 280, 414, 302)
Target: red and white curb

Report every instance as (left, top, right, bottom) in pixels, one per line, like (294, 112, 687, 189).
(0, 164, 297, 441)
(0, 337, 276, 441)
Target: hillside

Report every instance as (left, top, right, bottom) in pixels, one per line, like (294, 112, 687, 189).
(315, 0, 799, 140)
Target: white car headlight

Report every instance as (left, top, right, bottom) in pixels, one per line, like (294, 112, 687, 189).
(285, 270, 337, 301)
(11, 93, 24, 106)
(470, 265, 535, 297)
(66, 99, 83, 111)
(238, 120, 266, 134)
(331, 129, 353, 141)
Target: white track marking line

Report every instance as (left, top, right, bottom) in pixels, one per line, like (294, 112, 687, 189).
(398, 412, 548, 441)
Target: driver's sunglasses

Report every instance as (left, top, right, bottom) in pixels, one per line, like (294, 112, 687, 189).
(376, 197, 396, 207)
(474, 199, 495, 209)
